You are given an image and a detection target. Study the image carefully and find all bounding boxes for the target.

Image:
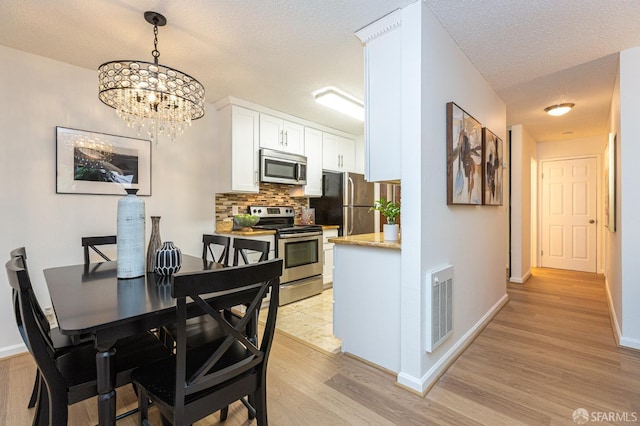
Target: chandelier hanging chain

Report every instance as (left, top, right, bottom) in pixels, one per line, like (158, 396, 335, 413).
(152, 24, 160, 64)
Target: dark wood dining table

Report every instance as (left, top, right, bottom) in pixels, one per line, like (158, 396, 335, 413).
(43, 255, 223, 426)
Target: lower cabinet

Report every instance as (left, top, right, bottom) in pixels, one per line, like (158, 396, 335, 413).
(322, 228, 339, 287)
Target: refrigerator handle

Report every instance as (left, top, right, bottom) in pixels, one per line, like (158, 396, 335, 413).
(349, 206, 354, 235)
(348, 176, 354, 206)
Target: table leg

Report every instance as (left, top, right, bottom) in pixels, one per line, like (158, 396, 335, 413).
(96, 343, 117, 426)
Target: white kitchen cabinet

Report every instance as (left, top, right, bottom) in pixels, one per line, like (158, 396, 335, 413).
(356, 10, 402, 182)
(259, 114, 304, 155)
(322, 228, 338, 287)
(322, 132, 355, 172)
(290, 127, 323, 197)
(215, 104, 260, 193)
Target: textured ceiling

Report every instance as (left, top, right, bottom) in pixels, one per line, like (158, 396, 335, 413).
(1, 1, 639, 142)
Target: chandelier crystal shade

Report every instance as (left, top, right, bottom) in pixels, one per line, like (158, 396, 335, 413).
(98, 11, 205, 142)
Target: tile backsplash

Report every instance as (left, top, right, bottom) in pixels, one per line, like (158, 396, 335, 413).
(215, 183, 309, 223)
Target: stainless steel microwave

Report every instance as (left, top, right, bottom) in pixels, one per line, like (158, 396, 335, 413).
(260, 148, 307, 185)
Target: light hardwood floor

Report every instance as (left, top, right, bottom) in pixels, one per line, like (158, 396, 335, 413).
(2, 268, 639, 425)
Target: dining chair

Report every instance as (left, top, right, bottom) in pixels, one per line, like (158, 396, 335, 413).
(202, 234, 231, 266)
(81, 235, 117, 264)
(132, 258, 283, 425)
(9, 247, 43, 410)
(6, 250, 171, 425)
(232, 238, 270, 266)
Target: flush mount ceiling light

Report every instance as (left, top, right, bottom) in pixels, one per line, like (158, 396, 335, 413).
(98, 11, 205, 143)
(314, 87, 364, 121)
(544, 103, 575, 117)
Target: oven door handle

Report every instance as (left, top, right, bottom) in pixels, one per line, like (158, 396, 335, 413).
(278, 232, 322, 239)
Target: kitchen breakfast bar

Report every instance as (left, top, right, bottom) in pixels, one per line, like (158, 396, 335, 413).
(328, 232, 401, 372)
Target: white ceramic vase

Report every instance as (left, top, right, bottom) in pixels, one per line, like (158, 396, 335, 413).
(383, 224, 399, 241)
(117, 188, 146, 278)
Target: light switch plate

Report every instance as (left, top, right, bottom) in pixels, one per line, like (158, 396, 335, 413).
(232, 206, 239, 215)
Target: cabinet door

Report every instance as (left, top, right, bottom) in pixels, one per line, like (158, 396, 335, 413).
(303, 128, 322, 196)
(337, 135, 355, 172)
(259, 114, 284, 151)
(283, 121, 305, 155)
(231, 107, 259, 192)
(364, 25, 401, 181)
(322, 133, 341, 172)
(323, 133, 355, 172)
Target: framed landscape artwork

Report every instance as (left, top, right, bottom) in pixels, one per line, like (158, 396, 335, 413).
(447, 102, 483, 205)
(482, 128, 503, 205)
(604, 132, 616, 231)
(56, 127, 151, 195)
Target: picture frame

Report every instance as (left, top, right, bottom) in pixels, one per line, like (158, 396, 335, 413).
(56, 127, 151, 196)
(482, 128, 503, 206)
(604, 132, 616, 231)
(447, 102, 483, 205)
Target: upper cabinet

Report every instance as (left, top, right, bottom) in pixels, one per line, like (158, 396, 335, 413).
(303, 128, 323, 196)
(215, 103, 260, 193)
(259, 114, 304, 155)
(215, 97, 359, 194)
(323, 132, 355, 172)
(356, 10, 402, 182)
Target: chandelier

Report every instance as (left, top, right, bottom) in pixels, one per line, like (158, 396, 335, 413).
(98, 11, 205, 142)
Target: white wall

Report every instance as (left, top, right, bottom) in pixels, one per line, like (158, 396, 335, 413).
(0, 45, 218, 357)
(536, 135, 606, 273)
(397, 2, 507, 392)
(509, 125, 536, 282)
(618, 47, 640, 348)
(606, 57, 623, 339)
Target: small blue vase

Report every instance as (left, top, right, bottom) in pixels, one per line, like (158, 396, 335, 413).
(154, 241, 182, 276)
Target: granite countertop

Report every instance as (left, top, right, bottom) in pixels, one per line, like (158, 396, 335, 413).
(320, 225, 340, 231)
(328, 232, 401, 250)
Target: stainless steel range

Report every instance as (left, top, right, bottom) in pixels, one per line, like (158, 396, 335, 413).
(250, 206, 323, 305)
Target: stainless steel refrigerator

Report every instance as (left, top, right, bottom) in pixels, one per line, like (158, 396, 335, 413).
(310, 171, 376, 236)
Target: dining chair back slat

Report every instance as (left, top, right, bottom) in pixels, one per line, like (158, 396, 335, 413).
(202, 234, 231, 266)
(232, 238, 270, 266)
(81, 235, 116, 265)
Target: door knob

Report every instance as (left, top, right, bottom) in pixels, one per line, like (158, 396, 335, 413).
(589, 219, 596, 224)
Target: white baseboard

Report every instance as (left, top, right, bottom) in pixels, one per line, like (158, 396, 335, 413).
(509, 269, 531, 284)
(396, 293, 509, 394)
(604, 277, 640, 350)
(604, 277, 622, 346)
(0, 343, 27, 359)
(620, 336, 640, 350)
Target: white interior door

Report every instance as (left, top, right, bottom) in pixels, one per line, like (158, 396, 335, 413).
(541, 157, 597, 272)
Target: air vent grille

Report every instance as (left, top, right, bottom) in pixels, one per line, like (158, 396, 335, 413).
(425, 265, 453, 352)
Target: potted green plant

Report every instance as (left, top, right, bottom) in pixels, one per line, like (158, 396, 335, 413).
(370, 198, 401, 241)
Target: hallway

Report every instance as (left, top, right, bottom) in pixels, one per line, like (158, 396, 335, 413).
(2, 268, 639, 425)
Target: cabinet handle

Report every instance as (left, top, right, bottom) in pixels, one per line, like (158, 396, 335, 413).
(284, 130, 288, 146)
(255, 171, 259, 184)
(280, 130, 284, 146)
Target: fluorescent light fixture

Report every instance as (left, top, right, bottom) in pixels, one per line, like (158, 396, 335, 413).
(314, 87, 364, 121)
(544, 103, 575, 116)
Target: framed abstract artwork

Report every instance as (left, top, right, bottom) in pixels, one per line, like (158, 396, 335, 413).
(482, 128, 503, 205)
(56, 127, 151, 195)
(446, 102, 483, 205)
